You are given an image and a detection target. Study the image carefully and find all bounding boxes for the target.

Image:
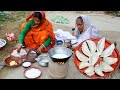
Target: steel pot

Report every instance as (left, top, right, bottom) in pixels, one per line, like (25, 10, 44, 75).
(48, 46, 73, 63)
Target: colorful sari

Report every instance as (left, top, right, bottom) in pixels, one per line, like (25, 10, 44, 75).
(20, 11, 56, 52)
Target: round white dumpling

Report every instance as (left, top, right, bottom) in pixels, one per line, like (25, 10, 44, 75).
(86, 40, 97, 54)
(89, 52, 99, 66)
(84, 66, 95, 76)
(101, 43, 115, 57)
(82, 41, 92, 57)
(100, 61, 114, 72)
(76, 50, 89, 62)
(95, 64, 104, 76)
(103, 57, 118, 65)
(79, 61, 90, 69)
(97, 37, 105, 55)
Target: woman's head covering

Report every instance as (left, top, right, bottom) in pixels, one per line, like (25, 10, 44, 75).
(74, 15, 101, 39)
(80, 15, 91, 32)
(71, 15, 101, 48)
(26, 11, 46, 22)
(34, 11, 45, 20)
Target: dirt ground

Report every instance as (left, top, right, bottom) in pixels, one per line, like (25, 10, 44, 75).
(0, 11, 32, 61)
(0, 11, 120, 79)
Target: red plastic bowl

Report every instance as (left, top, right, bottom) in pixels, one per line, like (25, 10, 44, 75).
(4, 57, 23, 67)
(74, 38, 120, 79)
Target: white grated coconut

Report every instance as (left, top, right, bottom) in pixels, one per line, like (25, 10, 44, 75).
(25, 68, 41, 78)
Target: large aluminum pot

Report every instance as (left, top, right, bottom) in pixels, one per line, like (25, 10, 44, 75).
(48, 46, 73, 62)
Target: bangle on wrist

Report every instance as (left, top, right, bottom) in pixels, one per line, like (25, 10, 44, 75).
(42, 44, 45, 48)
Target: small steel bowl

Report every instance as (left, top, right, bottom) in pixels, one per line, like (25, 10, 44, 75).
(38, 61, 48, 67)
(0, 39, 6, 49)
(35, 53, 50, 67)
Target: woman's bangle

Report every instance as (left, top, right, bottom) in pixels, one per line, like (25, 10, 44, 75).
(42, 44, 46, 48)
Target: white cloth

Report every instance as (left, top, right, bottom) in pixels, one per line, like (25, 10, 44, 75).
(54, 29, 77, 41)
(72, 15, 101, 47)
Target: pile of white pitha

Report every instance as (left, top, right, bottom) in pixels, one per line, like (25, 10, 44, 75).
(76, 37, 118, 77)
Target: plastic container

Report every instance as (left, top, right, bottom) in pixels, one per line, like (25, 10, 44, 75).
(56, 40, 64, 45)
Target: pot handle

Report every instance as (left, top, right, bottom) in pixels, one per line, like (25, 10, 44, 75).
(114, 42, 117, 47)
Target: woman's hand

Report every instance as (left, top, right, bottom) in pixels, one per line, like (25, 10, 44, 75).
(37, 45, 44, 54)
(71, 44, 77, 51)
(72, 32, 75, 36)
(15, 43, 23, 53)
(71, 47, 76, 51)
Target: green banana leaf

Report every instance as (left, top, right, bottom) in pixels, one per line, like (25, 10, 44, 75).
(51, 15, 70, 24)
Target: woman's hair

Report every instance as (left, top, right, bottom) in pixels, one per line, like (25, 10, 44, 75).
(77, 16, 83, 23)
(33, 12, 42, 21)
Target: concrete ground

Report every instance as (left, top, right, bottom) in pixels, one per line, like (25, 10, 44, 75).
(0, 11, 120, 79)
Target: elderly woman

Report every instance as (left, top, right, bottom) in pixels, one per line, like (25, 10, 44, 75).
(71, 15, 101, 50)
(16, 11, 56, 53)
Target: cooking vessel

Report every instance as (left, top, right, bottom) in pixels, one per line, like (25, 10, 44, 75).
(35, 53, 50, 67)
(25, 49, 38, 63)
(48, 46, 73, 62)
